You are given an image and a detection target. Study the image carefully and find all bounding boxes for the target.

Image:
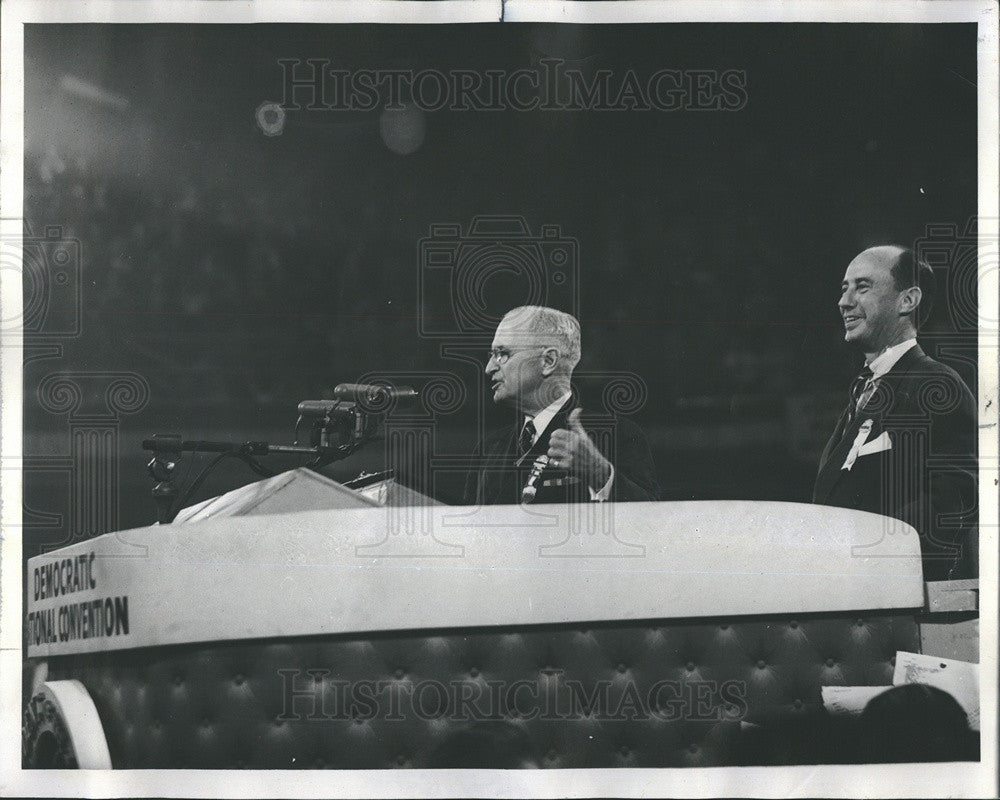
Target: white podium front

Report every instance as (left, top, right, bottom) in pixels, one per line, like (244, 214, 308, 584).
(25, 500, 922, 659)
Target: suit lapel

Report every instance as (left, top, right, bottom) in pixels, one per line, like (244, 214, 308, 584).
(883, 344, 925, 382)
(814, 413, 868, 502)
(523, 396, 575, 464)
(479, 393, 578, 504)
(529, 400, 571, 453)
(813, 345, 926, 504)
(817, 406, 851, 475)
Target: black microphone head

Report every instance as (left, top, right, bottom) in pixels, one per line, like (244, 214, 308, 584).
(332, 383, 418, 411)
(297, 400, 352, 419)
(142, 433, 183, 453)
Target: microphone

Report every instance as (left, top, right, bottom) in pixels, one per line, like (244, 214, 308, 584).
(332, 383, 418, 406)
(296, 400, 356, 420)
(521, 454, 550, 503)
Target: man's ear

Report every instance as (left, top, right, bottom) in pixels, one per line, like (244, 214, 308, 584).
(539, 347, 559, 376)
(898, 286, 922, 318)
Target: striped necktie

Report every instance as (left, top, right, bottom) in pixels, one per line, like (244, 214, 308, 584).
(518, 419, 536, 457)
(846, 366, 874, 428)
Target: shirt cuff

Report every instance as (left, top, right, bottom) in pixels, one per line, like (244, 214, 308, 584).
(589, 465, 615, 502)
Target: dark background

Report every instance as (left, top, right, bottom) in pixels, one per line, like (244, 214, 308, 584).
(22, 23, 978, 557)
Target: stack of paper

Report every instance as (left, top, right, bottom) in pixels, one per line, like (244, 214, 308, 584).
(821, 650, 979, 730)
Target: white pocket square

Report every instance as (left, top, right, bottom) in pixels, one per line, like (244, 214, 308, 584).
(857, 430, 891, 456)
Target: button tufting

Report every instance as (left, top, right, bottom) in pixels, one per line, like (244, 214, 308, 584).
(71, 610, 923, 768)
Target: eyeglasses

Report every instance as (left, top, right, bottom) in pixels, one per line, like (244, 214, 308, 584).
(487, 346, 544, 366)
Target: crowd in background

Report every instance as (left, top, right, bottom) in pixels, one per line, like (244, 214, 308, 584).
(24, 146, 837, 413)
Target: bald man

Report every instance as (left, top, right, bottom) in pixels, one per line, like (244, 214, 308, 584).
(813, 246, 977, 580)
(463, 306, 659, 506)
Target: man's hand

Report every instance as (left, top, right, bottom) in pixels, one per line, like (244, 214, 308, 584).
(547, 408, 613, 492)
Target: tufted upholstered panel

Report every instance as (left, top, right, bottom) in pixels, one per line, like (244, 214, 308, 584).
(40, 611, 919, 768)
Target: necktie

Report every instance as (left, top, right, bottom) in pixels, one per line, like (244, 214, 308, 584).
(846, 366, 874, 428)
(518, 420, 536, 458)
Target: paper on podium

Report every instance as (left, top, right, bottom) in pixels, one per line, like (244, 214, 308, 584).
(173, 468, 379, 522)
(892, 651, 980, 730)
(821, 686, 892, 716)
(823, 653, 980, 727)
(173, 467, 441, 523)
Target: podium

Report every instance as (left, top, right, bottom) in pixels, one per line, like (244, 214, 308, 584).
(24, 500, 934, 768)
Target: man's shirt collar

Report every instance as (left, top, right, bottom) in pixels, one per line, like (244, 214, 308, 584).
(523, 391, 572, 444)
(866, 338, 918, 379)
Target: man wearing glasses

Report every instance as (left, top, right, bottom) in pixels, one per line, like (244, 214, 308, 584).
(462, 306, 659, 506)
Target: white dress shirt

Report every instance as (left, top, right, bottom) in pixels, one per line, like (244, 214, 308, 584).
(866, 337, 918, 378)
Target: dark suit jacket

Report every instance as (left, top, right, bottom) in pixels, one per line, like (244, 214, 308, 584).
(813, 345, 977, 580)
(463, 395, 660, 506)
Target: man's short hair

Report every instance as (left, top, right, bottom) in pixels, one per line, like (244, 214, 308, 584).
(502, 306, 582, 370)
(890, 247, 936, 327)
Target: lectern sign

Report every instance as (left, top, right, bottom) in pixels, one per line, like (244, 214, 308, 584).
(26, 550, 131, 650)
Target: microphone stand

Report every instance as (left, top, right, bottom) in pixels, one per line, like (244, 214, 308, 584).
(144, 386, 418, 525)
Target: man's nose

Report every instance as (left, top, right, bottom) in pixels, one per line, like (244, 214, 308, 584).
(485, 357, 498, 376)
(839, 289, 854, 309)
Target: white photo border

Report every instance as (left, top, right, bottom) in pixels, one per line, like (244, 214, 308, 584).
(1, 1, 996, 797)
